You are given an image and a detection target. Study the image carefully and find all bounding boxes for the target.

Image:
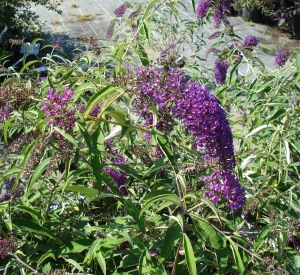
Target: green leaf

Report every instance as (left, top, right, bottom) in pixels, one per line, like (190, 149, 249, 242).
(190, 0, 196, 12)
(3, 116, 15, 144)
(245, 125, 272, 138)
(60, 239, 94, 254)
(96, 251, 106, 275)
(183, 233, 197, 275)
(74, 81, 98, 100)
(240, 154, 256, 170)
(139, 250, 150, 275)
(295, 255, 300, 272)
(26, 157, 51, 196)
(141, 190, 181, 216)
(77, 122, 103, 191)
(63, 185, 98, 197)
(154, 129, 176, 168)
(13, 219, 55, 238)
(109, 164, 144, 182)
(228, 239, 245, 274)
(142, 20, 152, 42)
(102, 171, 121, 196)
(142, 0, 160, 19)
(283, 140, 291, 165)
(52, 127, 79, 148)
(296, 56, 300, 69)
(124, 200, 146, 234)
(106, 110, 127, 124)
(13, 206, 43, 222)
(254, 225, 271, 253)
(216, 248, 228, 274)
(85, 85, 122, 118)
(58, 68, 74, 83)
(134, 46, 150, 66)
(37, 252, 56, 267)
(191, 214, 224, 249)
(63, 258, 84, 273)
(159, 222, 182, 263)
(0, 201, 9, 212)
(0, 167, 23, 183)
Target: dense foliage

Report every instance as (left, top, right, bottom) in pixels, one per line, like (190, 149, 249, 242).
(0, 0, 61, 31)
(0, 0, 299, 274)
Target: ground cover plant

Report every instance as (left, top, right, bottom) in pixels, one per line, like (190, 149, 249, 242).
(0, 0, 299, 274)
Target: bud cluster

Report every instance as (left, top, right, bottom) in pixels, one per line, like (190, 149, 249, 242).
(0, 239, 17, 260)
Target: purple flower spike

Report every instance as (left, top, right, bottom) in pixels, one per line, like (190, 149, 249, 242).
(275, 48, 290, 68)
(243, 35, 260, 47)
(132, 67, 236, 171)
(213, 8, 223, 28)
(42, 87, 77, 131)
(221, 0, 232, 13)
(197, 0, 211, 19)
(114, 2, 130, 17)
(202, 170, 246, 212)
(104, 141, 127, 195)
(0, 106, 12, 123)
(214, 59, 228, 85)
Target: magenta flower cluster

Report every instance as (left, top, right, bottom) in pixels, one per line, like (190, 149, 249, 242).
(133, 66, 236, 172)
(202, 170, 246, 212)
(42, 88, 77, 131)
(214, 59, 229, 85)
(197, 0, 232, 28)
(104, 141, 127, 195)
(275, 47, 290, 67)
(0, 106, 12, 123)
(132, 67, 244, 210)
(243, 35, 260, 47)
(197, 0, 211, 19)
(114, 2, 130, 17)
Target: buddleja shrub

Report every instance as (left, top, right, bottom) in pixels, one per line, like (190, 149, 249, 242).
(0, 0, 300, 274)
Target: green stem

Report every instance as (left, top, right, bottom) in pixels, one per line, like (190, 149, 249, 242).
(44, 171, 65, 222)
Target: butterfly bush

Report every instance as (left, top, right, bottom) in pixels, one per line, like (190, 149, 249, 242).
(41, 87, 77, 131)
(0, 106, 12, 123)
(197, 0, 211, 19)
(131, 67, 236, 170)
(214, 59, 229, 84)
(129, 67, 244, 210)
(197, 0, 232, 27)
(114, 2, 130, 17)
(243, 35, 260, 47)
(275, 47, 290, 67)
(202, 170, 246, 212)
(0, 239, 17, 260)
(104, 141, 127, 195)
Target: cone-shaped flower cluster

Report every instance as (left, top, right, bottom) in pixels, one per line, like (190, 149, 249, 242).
(197, 0, 211, 19)
(214, 59, 229, 85)
(243, 35, 260, 47)
(197, 0, 232, 27)
(133, 67, 236, 171)
(131, 67, 244, 211)
(275, 47, 290, 67)
(202, 170, 246, 212)
(42, 88, 77, 131)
